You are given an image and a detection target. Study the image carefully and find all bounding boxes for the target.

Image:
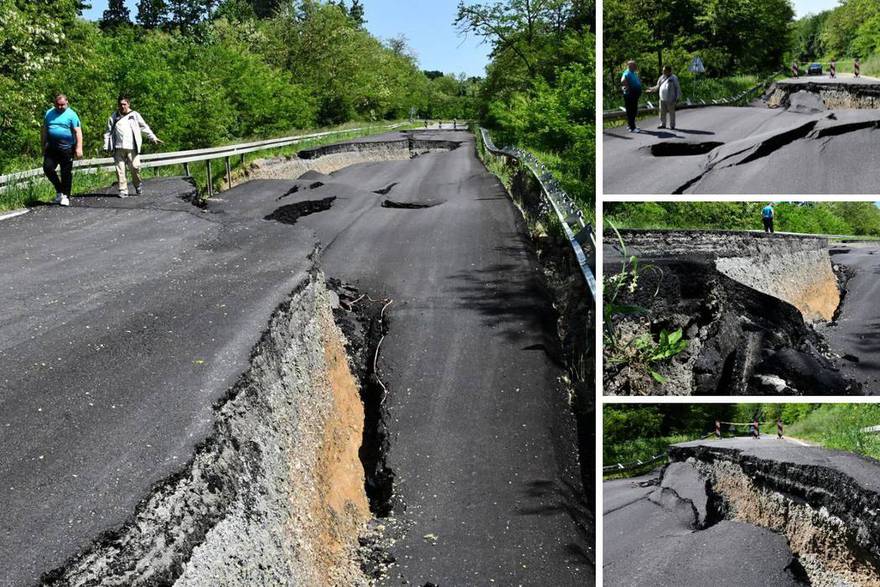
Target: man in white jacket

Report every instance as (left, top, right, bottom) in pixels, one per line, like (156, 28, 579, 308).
(647, 66, 682, 130)
(104, 96, 163, 197)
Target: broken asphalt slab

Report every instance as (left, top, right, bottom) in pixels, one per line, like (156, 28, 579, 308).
(604, 106, 880, 194)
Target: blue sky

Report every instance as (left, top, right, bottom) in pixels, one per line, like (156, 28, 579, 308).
(792, 0, 841, 18)
(82, 1, 491, 77)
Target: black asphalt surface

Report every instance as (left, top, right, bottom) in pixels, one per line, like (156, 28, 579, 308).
(1, 131, 590, 584)
(0, 179, 315, 584)
(822, 243, 880, 393)
(603, 468, 802, 586)
(604, 102, 880, 194)
(212, 130, 592, 585)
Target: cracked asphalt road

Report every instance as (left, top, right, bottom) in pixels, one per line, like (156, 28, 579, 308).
(214, 129, 593, 585)
(0, 130, 591, 585)
(822, 243, 880, 393)
(604, 104, 880, 194)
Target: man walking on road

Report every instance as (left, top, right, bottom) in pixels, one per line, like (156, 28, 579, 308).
(762, 203, 775, 233)
(647, 66, 681, 130)
(41, 94, 83, 207)
(104, 96, 162, 198)
(621, 60, 643, 133)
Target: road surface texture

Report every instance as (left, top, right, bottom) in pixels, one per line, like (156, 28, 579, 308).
(0, 130, 591, 584)
(211, 129, 592, 585)
(606, 435, 880, 586)
(604, 76, 880, 194)
(604, 467, 804, 586)
(820, 242, 880, 393)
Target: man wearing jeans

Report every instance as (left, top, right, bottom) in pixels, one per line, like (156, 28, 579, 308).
(103, 96, 162, 197)
(41, 94, 83, 207)
(762, 203, 775, 233)
(620, 61, 642, 133)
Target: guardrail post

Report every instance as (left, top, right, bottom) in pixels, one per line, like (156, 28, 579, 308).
(206, 160, 213, 198)
(225, 156, 232, 189)
(183, 162, 191, 177)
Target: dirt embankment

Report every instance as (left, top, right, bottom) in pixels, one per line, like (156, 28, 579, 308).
(43, 272, 373, 586)
(766, 81, 880, 110)
(664, 444, 880, 586)
(605, 230, 855, 395)
(248, 132, 460, 181)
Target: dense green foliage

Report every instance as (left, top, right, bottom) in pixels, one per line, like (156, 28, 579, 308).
(605, 403, 880, 475)
(0, 0, 478, 175)
(460, 0, 595, 211)
(604, 0, 793, 103)
(791, 0, 880, 77)
(605, 201, 880, 237)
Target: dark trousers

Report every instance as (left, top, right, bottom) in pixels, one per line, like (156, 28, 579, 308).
(43, 145, 74, 196)
(624, 91, 641, 130)
(763, 217, 774, 233)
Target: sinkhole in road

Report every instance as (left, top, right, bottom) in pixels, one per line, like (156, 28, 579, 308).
(381, 199, 442, 209)
(264, 197, 336, 225)
(649, 141, 725, 157)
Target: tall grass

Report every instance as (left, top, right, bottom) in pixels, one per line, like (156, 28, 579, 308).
(603, 434, 691, 479)
(787, 404, 880, 461)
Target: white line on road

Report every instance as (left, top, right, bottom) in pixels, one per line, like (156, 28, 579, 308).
(0, 209, 28, 222)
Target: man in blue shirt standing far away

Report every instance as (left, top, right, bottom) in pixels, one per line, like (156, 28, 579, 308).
(41, 93, 83, 207)
(621, 60, 643, 133)
(762, 203, 775, 233)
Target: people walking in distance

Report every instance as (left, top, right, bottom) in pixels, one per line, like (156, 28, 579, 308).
(762, 203, 775, 233)
(855, 57, 861, 78)
(791, 61, 800, 78)
(830, 60, 837, 79)
(752, 417, 760, 439)
(42, 94, 83, 207)
(777, 418, 784, 440)
(453, 119, 458, 129)
(621, 60, 643, 133)
(104, 96, 162, 198)
(647, 66, 681, 130)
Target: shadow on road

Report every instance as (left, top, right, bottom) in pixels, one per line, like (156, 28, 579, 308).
(519, 478, 595, 568)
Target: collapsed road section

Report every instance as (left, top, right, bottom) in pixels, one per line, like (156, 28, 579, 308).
(604, 229, 859, 395)
(0, 129, 592, 584)
(605, 435, 880, 586)
(604, 77, 880, 194)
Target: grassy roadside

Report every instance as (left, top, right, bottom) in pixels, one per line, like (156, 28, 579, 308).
(602, 434, 690, 480)
(787, 405, 880, 461)
(0, 120, 417, 212)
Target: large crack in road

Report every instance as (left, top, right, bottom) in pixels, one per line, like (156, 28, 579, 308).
(604, 77, 880, 195)
(0, 130, 591, 584)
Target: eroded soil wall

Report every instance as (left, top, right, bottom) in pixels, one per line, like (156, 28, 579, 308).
(767, 82, 880, 109)
(44, 272, 371, 586)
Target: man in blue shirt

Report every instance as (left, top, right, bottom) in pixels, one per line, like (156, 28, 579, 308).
(620, 60, 643, 132)
(762, 203, 775, 233)
(41, 94, 83, 207)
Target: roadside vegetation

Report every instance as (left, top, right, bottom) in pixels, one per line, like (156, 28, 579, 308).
(792, 0, 880, 76)
(605, 404, 880, 479)
(0, 1, 478, 189)
(605, 201, 880, 237)
(458, 0, 595, 213)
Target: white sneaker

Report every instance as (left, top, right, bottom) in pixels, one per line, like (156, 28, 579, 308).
(58, 195, 70, 207)
(118, 191, 128, 199)
(135, 185, 143, 196)
(53, 193, 64, 204)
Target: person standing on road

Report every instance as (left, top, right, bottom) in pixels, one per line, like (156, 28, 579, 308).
(647, 66, 681, 130)
(830, 60, 837, 79)
(752, 417, 760, 439)
(41, 94, 83, 207)
(791, 61, 800, 78)
(103, 96, 163, 198)
(762, 203, 775, 233)
(621, 60, 643, 133)
(855, 58, 861, 78)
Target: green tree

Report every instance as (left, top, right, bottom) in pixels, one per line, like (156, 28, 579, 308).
(137, 0, 167, 28)
(101, 0, 131, 28)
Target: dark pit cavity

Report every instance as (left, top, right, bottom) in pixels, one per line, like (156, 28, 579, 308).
(381, 199, 442, 209)
(309, 181, 324, 189)
(649, 141, 725, 157)
(264, 197, 336, 225)
(276, 185, 300, 200)
(373, 183, 398, 195)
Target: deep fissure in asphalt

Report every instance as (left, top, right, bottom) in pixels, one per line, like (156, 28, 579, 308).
(264, 196, 336, 225)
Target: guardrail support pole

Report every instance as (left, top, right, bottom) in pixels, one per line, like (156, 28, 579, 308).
(225, 156, 232, 189)
(206, 160, 213, 198)
(183, 162, 191, 177)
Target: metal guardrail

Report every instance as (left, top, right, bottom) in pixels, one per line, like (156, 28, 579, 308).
(861, 425, 880, 434)
(602, 72, 781, 121)
(0, 123, 406, 196)
(602, 452, 667, 473)
(478, 127, 596, 299)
